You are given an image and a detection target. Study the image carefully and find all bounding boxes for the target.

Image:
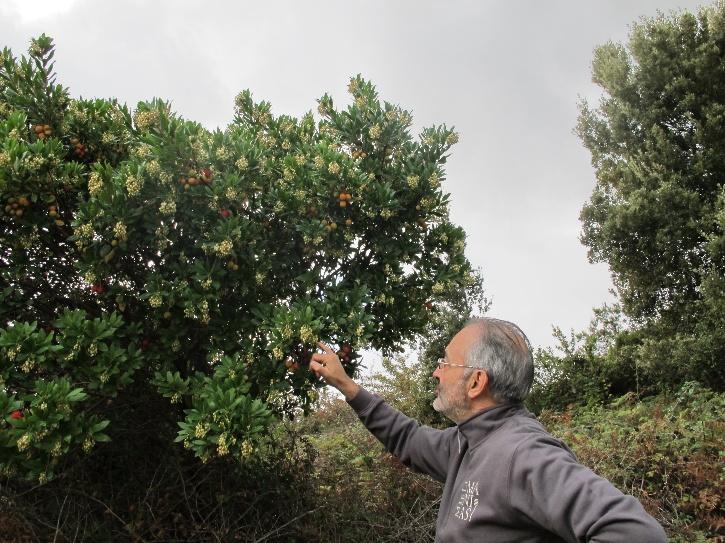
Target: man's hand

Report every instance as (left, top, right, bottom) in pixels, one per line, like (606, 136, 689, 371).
(309, 341, 360, 401)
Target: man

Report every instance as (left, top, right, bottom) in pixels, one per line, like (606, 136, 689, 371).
(309, 317, 667, 542)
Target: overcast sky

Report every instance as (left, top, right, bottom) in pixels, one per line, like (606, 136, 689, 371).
(1, 0, 707, 357)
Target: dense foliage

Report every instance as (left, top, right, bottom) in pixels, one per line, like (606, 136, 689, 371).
(575, 3, 724, 391)
(540, 383, 723, 542)
(0, 35, 477, 482)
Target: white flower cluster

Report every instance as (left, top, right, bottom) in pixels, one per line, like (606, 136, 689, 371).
(260, 133, 276, 147)
(133, 110, 158, 131)
(217, 433, 230, 456)
(125, 175, 142, 197)
(195, 422, 209, 439)
(369, 124, 382, 140)
(16, 434, 31, 452)
(199, 300, 210, 324)
(23, 155, 45, 172)
(235, 156, 249, 171)
(146, 160, 161, 178)
(159, 200, 176, 215)
(75, 223, 95, 249)
(299, 324, 315, 344)
(216, 240, 233, 256)
(149, 294, 163, 308)
(240, 440, 254, 458)
(88, 171, 103, 196)
(113, 221, 127, 241)
(216, 146, 231, 161)
(406, 175, 419, 189)
(21, 356, 35, 373)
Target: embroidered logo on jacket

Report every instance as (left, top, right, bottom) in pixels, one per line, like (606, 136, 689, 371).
(454, 480, 479, 522)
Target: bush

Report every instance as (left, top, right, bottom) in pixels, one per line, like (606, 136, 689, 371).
(0, 34, 476, 482)
(539, 382, 724, 541)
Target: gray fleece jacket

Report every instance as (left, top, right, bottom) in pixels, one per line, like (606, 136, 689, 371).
(348, 388, 667, 542)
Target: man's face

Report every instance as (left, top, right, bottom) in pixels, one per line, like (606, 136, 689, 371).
(432, 325, 478, 423)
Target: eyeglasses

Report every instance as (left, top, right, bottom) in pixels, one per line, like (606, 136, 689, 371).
(436, 358, 481, 371)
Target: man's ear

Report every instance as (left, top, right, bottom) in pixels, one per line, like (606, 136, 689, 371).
(467, 369, 489, 400)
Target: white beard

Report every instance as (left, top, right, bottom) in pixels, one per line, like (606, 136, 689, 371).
(433, 383, 470, 423)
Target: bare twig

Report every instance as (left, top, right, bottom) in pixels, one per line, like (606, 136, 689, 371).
(253, 506, 322, 543)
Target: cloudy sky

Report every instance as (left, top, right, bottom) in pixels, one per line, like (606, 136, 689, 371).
(1, 0, 706, 355)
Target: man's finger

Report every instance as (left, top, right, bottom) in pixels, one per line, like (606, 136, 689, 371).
(317, 341, 334, 354)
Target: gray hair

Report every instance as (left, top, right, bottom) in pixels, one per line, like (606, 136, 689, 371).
(463, 317, 534, 403)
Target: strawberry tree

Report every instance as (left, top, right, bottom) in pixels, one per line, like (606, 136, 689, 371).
(0, 36, 477, 481)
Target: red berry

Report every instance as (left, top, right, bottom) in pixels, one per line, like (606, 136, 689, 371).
(10, 410, 23, 420)
(219, 208, 231, 218)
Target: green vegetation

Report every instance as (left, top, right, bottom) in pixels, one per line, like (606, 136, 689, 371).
(1, 2, 723, 541)
(576, 3, 725, 392)
(0, 34, 476, 482)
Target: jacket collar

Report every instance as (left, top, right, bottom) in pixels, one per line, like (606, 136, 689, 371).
(456, 402, 527, 447)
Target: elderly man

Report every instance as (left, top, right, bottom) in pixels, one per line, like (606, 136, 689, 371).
(310, 317, 667, 542)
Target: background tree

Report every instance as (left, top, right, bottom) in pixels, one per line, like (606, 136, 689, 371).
(0, 35, 477, 482)
(576, 4, 724, 390)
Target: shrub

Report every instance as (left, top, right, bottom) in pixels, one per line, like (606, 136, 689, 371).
(0, 34, 476, 482)
(539, 382, 724, 541)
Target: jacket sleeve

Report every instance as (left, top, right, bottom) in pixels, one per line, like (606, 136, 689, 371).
(347, 387, 454, 483)
(508, 435, 667, 543)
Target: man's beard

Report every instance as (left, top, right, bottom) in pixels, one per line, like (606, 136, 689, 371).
(433, 382, 470, 423)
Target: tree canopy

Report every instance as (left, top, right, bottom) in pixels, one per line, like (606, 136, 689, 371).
(576, 4, 724, 389)
(0, 35, 478, 481)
